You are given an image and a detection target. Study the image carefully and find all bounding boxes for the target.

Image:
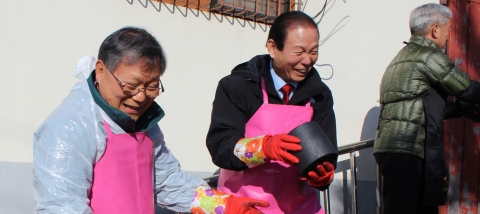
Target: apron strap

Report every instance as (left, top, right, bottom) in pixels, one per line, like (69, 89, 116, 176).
(260, 77, 311, 106)
(260, 78, 269, 104)
(103, 120, 113, 135)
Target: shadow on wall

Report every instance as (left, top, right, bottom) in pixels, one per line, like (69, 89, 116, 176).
(360, 106, 380, 140)
(325, 106, 380, 214)
(126, 0, 269, 31)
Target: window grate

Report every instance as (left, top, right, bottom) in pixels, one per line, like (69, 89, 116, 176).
(153, 0, 295, 24)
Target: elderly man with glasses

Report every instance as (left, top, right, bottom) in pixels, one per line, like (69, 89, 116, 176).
(33, 27, 268, 214)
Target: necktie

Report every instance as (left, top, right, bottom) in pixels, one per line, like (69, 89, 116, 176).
(280, 84, 294, 104)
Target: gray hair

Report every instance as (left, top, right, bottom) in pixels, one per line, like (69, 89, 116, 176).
(98, 27, 166, 75)
(409, 3, 452, 36)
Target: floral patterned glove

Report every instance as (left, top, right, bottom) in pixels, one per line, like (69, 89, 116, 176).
(191, 185, 269, 214)
(191, 185, 229, 214)
(233, 136, 268, 168)
(234, 134, 302, 168)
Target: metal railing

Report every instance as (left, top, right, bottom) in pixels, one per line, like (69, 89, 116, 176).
(322, 138, 378, 214)
(203, 138, 381, 214)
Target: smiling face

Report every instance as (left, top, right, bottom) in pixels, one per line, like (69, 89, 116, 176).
(267, 26, 319, 82)
(95, 59, 161, 121)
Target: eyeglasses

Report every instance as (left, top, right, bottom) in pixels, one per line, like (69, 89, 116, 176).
(108, 69, 164, 98)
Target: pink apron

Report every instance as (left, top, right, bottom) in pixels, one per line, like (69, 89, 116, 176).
(90, 121, 154, 214)
(218, 78, 324, 214)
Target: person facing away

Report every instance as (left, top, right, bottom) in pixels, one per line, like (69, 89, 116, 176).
(206, 11, 338, 214)
(33, 27, 269, 214)
(374, 3, 480, 214)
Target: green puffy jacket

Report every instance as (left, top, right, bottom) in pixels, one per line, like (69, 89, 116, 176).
(374, 35, 471, 159)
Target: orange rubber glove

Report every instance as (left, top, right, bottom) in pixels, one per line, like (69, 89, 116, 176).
(261, 134, 302, 165)
(301, 162, 335, 187)
(225, 195, 270, 214)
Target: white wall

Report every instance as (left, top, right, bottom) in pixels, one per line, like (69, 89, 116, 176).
(0, 0, 268, 173)
(0, 0, 435, 174)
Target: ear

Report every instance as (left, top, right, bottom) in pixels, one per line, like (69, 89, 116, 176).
(95, 60, 106, 83)
(266, 39, 277, 59)
(431, 24, 440, 39)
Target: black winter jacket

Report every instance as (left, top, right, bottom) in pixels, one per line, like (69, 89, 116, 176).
(206, 55, 337, 170)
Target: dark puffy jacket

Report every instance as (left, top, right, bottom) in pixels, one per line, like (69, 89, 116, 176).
(374, 35, 471, 159)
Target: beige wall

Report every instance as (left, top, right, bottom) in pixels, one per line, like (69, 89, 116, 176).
(0, 0, 436, 174)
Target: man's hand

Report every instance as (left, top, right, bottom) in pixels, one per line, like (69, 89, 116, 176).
(262, 134, 302, 165)
(191, 187, 269, 214)
(225, 195, 270, 214)
(300, 162, 335, 187)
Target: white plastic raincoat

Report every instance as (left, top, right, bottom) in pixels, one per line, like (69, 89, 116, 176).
(33, 55, 205, 213)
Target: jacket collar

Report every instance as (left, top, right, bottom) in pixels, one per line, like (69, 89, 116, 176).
(409, 35, 440, 49)
(269, 62, 298, 91)
(231, 54, 328, 104)
(87, 70, 164, 133)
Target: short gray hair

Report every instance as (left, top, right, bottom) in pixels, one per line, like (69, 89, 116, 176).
(98, 27, 167, 75)
(409, 3, 452, 36)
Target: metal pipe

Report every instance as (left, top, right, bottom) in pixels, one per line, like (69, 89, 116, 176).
(338, 139, 374, 155)
(232, 0, 248, 16)
(222, 0, 236, 13)
(350, 152, 357, 214)
(327, 190, 331, 214)
(210, 0, 225, 10)
(244, 0, 258, 18)
(255, 0, 270, 21)
(325, 188, 331, 214)
(322, 190, 327, 213)
(376, 165, 383, 214)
